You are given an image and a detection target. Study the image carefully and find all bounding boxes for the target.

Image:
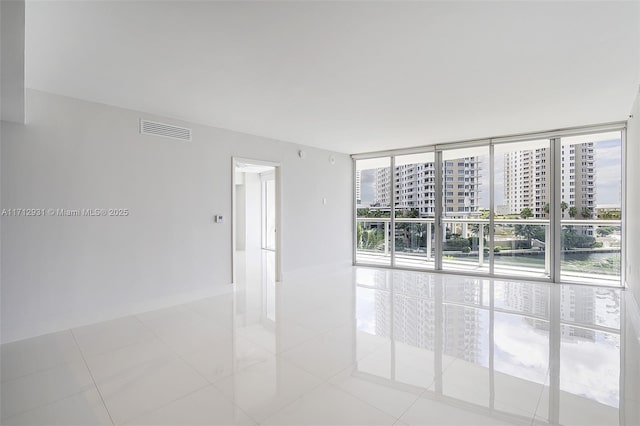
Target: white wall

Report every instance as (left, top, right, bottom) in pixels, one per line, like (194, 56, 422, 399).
(0, 0, 25, 123)
(626, 91, 640, 302)
(0, 89, 352, 343)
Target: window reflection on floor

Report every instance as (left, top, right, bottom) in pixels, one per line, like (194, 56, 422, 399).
(353, 269, 624, 425)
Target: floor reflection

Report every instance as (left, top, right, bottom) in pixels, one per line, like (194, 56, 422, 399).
(352, 269, 626, 425)
(5, 256, 635, 425)
(232, 260, 637, 425)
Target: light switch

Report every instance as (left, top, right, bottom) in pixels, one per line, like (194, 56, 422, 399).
(322, 198, 327, 205)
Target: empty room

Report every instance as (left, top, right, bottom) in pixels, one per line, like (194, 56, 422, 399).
(1, 1, 639, 425)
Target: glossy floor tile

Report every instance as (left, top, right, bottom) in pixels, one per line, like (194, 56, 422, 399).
(0, 330, 85, 382)
(1, 360, 94, 420)
(2, 388, 113, 426)
(124, 385, 254, 426)
(1, 250, 639, 425)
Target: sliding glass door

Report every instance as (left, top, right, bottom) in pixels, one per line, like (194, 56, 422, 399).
(353, 125, 625, 286)
(558, 131, 622, 284)
(492, 139, 551, 279)
(355, 157, 391, 266)
(393, 152, 436, 270)
(439, 145, 490, 274)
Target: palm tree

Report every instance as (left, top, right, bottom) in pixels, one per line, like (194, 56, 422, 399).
(514, 224, 543, 246)
(569, 206, 578, 218)
(520, 208, 533, 219)
(581, 207, 593, 219)
(469, 223, 490, 236)
(357, 224, 386, 250)
(560, 201, 568, 218)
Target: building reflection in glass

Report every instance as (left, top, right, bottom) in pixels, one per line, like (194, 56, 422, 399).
(353, 270, 625, 425)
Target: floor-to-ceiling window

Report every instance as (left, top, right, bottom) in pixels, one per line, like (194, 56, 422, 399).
(492, 139, 551, 279)
(393, 152, 436, 270)
(352, 125, 625, 286)
(558, 131, 623, 285)
(355, 157, 391, 266)
(440, 145, 490, 275)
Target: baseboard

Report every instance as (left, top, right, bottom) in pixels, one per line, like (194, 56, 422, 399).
(280, 260, 353, 282)
(1, 284, 234, 344)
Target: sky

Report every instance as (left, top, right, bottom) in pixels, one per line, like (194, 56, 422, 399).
(360, 169, 376, 205)
(594, 139, 622, 205)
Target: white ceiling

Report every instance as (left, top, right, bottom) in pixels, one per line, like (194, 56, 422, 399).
(25, 1, 639, 154)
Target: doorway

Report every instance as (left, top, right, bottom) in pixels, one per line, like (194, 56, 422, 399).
(232, 158, 281, 286)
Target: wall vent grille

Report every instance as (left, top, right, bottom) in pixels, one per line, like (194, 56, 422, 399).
(140, 119, 192, 141)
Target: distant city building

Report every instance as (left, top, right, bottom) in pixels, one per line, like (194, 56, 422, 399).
(595, 204, 621, 219)
(504, 142, 595, 219)
(495, 205, 510, 216)
(504, 148, 550, 218)
(505, 149, 546, 217)
(375, 167, 392, 208)
(374, 157, 481, 217)
(561, 142, 596, 217)
(355, 169, 362, 206)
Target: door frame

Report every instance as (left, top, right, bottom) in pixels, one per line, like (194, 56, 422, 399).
(260, 169, 277, 251)
(231, 157, 282, 285)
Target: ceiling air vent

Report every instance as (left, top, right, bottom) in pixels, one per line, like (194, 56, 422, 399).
(140, 119, 192, 141)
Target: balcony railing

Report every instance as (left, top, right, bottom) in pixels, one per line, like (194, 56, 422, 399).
(356, 217, 621, 283)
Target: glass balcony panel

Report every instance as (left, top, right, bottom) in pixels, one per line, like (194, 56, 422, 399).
(394, 220, 435, 270)
(559, 223, 621, 285)
(493, 221, 550, 279)
(356, 219, 391, 266)
(442, 220, 490, 274)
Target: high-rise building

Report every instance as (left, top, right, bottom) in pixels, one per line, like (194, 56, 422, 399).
(561, 142, 596, 217)
(355, 169, 362, 206)
(375, 167, 392, 208)
(442, 158, 481, 216)
(504, 143, 595, 218)
(374, 158, 481, 217)
(505, 148, 550, 218)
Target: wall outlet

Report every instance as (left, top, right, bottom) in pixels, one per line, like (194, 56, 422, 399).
(214, 215, 224, 223)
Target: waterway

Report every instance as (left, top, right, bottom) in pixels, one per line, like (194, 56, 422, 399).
(494, 251, 621, 276)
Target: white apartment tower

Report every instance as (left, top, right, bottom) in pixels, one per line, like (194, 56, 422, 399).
(505, 148, 549, 217)
(374, 158, 481, 217)
(355, 169, 362, 206)
(375, 167, 392, 207)
(561, 143, 596, 216)
(504, 143, 595, 218)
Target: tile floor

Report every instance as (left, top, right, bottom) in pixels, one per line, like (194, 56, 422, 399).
(1, 251, 639, 425)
